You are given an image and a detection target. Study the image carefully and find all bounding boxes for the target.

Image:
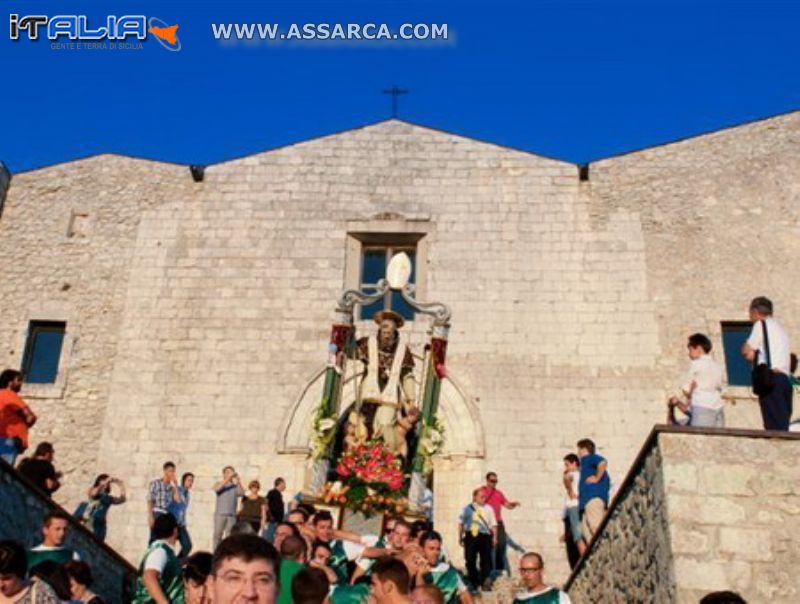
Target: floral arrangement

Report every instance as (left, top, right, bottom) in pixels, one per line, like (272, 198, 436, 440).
(416, 413, 445, 474)
(319, 441, 409, 516)
(310, 404, 338, 460)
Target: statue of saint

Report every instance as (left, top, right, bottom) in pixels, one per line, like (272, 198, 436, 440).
(352, 310, 416, 453)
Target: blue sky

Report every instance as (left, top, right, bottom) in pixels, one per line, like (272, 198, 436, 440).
(2, 0, 799, 172)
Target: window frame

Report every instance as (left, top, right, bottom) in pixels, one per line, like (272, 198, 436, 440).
(344, 219, 430, 325)
(22, 320, 67, 385)
(16, 306, 75, 399)
(720, 320, 754, 388)
(359, 244, 418, 321)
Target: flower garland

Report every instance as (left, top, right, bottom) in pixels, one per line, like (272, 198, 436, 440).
(416, 413, 445, 474)
(310, 404, 338, 461)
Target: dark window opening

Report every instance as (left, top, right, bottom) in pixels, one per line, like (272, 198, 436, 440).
(721, 321, 753, 387)
(22, 321, 66, 384)
(360, 245, 416, 321)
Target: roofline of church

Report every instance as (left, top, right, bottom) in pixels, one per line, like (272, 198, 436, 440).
(6, 107, 799, 176)
(588, 105, 800, 163)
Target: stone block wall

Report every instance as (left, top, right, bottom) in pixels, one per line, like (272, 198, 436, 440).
(589, 111, 800, 420)
(80, 120, 665, 565)
(0, 155, 194, 513)
(0, 459, 135, 602)
(566, 427, 800, 603)
(662, 430, 800, 603)
(565, 429, 675, 602)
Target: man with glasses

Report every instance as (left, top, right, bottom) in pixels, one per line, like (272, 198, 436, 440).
(514, 552, 571, 603)
(483, 472, 519, 580)
(208, 533, 280, 604)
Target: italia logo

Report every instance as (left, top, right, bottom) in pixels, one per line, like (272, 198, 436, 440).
(9, 14, 181, 51)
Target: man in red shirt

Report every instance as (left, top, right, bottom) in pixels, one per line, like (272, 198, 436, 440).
(0, 369, 37, 465)
(0, 369, 36, 465)
(483, 471, 520, 580)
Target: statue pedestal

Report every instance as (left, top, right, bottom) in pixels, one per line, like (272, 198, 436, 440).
(342, 509, 385, 536)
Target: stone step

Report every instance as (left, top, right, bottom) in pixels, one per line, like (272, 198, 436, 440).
(473, 575, 519, 603)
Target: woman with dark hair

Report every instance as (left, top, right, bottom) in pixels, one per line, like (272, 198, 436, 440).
(27, 559, 70, 602)
(64, 560, 105, 603)
(0, 539, 59, 603)
(76, 474, 126, 541)
(237, 480, 267, 534)
(182, 551, 212, 604)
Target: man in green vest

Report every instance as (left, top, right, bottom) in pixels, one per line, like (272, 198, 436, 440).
(134, 513, 184, 603)
(513, 552, 571, 604)
(351, 518, 410, 584)
(308, 511, 367, 586)
(278, 536, 307, 604)
(416, 532, 471, 604)
(27, 511, 80, 571)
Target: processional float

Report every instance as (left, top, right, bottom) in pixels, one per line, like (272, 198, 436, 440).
(307, 252, 451, 520)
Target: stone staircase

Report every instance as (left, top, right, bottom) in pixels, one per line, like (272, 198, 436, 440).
(472, 575, 520, 603)
(0, 458, 136, 602)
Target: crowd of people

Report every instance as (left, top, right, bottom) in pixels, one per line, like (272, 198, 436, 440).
(129, 503, 571, 604)
(0, 454, 571, 603)
(0, 294, 790, 603)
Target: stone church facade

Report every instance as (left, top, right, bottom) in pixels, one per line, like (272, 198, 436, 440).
(1, 112, 798, 579)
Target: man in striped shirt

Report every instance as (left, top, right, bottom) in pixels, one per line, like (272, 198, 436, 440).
(147, 461, 181, 544)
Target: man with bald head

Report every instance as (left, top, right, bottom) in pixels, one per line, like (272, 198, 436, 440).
(513, 552, 570, 603)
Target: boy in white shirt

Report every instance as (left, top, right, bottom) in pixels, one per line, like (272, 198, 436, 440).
(670, 333, 725, 428)
(561, 454, 585, 556)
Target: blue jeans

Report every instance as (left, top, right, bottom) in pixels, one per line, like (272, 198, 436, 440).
(690, 406, 725, 428)
(0, 438, 19, 466)
(566, 506, 583, 543)
(262, 522, 277, 543)
(177, 525, 193, 558)
(490, 521, 507, 578)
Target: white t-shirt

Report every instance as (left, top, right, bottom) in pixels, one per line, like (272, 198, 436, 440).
(564, 470, 580, 508)
(682, 355, 724, 410)
(354, 535, 380, 570)
(144, 541, 175, 573)
(747, 318, 791, 374)
(334, 538, 368, 562)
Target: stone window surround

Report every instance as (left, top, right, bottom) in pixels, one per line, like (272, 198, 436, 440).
(709, 320, 759, 404)
(16, 303, 77, 399)
(344, 217, 431, 325)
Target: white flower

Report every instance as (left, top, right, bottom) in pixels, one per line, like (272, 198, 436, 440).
(318, 418, 336, 432)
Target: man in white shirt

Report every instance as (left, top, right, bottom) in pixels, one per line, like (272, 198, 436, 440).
(742, 296, 793, 430)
